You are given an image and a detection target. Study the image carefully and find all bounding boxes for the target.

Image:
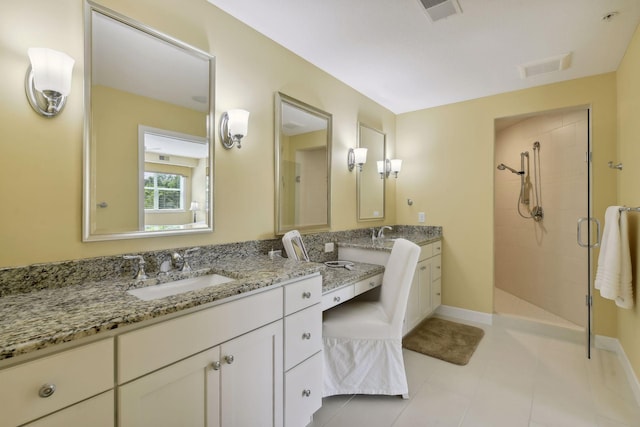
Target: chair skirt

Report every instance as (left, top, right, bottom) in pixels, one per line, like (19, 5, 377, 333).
(322, 336, 408, 397)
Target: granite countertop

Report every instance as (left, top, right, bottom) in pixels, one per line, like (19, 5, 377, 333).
(337, 232, 442, 251)
(0, 255, 382, 362)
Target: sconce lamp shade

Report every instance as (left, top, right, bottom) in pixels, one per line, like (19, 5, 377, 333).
(25, 48, 74, 117)
(348, 147, 368, 172)
(353, 148, 367, 165)
(28, 48, 74, 96)
(220, 109, 250, 149)
(390, 159, 403, 178)
(377, 160, 385, 174)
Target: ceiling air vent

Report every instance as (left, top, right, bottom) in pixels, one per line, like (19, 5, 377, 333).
(518, 53, 572, 79)
(418, 0, 462, 22)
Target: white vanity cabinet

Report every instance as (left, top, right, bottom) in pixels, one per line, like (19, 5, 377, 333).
(117, 287, 284, 427)
(283, 275, 323, 427)
(404, 243, 442, 334)
(338, 240, 442, 336)
(0, 338, 114, 427)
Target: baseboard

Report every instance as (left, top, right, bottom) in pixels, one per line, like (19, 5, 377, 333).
(595, 335, 640, 407)
(435, 305, 493, 325)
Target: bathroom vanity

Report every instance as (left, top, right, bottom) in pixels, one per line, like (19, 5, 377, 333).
(338, 236, 442, 335)
(0, 255, 385, 427)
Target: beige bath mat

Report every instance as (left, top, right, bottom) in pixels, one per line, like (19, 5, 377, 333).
(403, 317, 484, 365)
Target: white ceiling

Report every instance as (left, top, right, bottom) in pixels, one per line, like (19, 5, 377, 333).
(207, 0, 640, 114)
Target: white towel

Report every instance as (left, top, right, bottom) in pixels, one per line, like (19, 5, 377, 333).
(594, 206, 634, 309)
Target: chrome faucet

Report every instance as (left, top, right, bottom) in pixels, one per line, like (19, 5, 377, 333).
(173, 247, 201, 272)
(377, 226, 393, 239)
(123, 255, 148, 280)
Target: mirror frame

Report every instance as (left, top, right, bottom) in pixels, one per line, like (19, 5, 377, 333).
(82, 1, 215, 241)
(357, 122, 386, 221)
(274, 92, 332, 235)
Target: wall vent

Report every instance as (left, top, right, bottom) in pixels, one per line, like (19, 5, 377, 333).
(159, 155, 170, 161)
(518, 53, 572, 79)
(418, 0, 462, 22)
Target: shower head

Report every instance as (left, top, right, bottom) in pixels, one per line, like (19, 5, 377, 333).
(497, 163, 524, 175)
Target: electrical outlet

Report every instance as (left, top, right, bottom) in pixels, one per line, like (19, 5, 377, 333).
(324, 242, 335, 253)
(418, 212, 426, 223)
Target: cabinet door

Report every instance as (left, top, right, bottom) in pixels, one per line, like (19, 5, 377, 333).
(220, 320, 283, 427)
(418, 259, 432, 318)
(404, 268, 421, 334)
(24, 391, 114, 427)
(119, 347, 220, 427)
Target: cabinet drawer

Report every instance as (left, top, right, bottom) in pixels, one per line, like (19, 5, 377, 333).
(419, 243, 433, 260)
(285, 351, 322, 427)
(321, 285, 355, 311)
(24, 390, 114, 427)
(432, 255, 442, 280)
(0, 338, 114, 427)
(284, 274, 322, 316)
(285, 304, 322, 370)
(432, 241, 442, 256)
(118, 287, 282, 384)
(354, 274, 383, 296)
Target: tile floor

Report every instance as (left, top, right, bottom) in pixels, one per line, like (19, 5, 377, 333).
(310, 313, 640, 427)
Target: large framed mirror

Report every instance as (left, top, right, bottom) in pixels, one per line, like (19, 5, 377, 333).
(275, 93, 332, 235)
(357, 123, 385, 221)
(83, 1, 215, 241)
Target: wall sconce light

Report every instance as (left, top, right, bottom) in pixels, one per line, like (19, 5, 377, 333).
(220, 109, 250, 149)
(189, 201, 199, 223)
(25, 48, 75, 117)
(390, 159, 403, 178)
(377, 159, 391, 178)
(377, 158, 402, 178)
(348, 147, 367, 172)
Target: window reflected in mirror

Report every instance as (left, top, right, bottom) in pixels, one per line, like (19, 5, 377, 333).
(275, 93, 332, 234)
(357, 123, 385, 221)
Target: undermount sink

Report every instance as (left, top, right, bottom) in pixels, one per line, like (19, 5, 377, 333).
(127, 274, 235, 301)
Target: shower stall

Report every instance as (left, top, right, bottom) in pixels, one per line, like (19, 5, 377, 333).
(494, 108, 590, 330)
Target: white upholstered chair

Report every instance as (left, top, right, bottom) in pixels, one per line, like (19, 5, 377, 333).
(322, 238, 420, 398)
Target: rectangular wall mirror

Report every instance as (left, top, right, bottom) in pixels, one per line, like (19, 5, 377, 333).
(357, 123, 385, 221)
(83, 1, 215, 241)
(275, 93, 332, 235)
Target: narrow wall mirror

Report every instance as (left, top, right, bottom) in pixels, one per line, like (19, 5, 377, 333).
(83, 1, 215, 241)
(275, 93, 332, 235)
(357, 123, 385, 221)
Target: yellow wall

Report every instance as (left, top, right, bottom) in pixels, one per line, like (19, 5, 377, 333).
(0, 0, 396, 268)
(616, 23, 640, 383)
(396, 73, 619, 337)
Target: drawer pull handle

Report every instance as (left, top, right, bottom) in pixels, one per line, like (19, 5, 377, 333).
(302, 332, 311, 340)
(369, 282, 375, 287)
(224, 355, 235, 364)
(436, 247, 441, 250)
(334, 296, 341, 302)
(38, 384, 56, 398)
(302, 389, 311, 397)
(436, 266, 441, 269)
(436, 293, 441, 296)
(302, 291, 311, 299)
(420, 266, 427, 271)
(211, 361, 221, 371)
